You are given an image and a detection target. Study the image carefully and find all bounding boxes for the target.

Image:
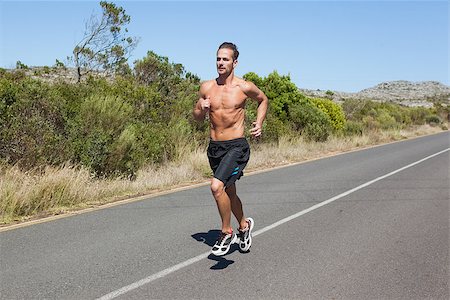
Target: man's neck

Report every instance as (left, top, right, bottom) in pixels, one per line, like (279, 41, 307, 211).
(216, 72, 234, 86)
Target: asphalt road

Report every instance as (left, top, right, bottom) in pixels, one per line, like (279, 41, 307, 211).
(1, 132, 449, 299)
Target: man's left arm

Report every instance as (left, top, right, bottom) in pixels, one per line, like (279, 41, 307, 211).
(243, 82, 268, 138)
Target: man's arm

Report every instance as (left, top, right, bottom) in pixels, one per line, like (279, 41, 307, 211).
(242, 81, 268, 138)
(193, 82, 211, 122)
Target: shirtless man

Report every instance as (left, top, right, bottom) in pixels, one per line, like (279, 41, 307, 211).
(193, 42, 268, 256)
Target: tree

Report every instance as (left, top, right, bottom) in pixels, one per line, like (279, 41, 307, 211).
(70, 1, 138, 82)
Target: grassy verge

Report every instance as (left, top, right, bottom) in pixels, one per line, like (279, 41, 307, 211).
(0, 124, 446, 226)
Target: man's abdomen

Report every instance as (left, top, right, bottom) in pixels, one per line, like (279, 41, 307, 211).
(209, 109, 245, 141)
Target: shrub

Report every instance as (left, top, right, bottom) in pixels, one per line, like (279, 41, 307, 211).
(69, 94, 133, 176)
(106, 124, 142, 178)
(362, 116, 380, 131)
(376, 109, 399, 130)
(0, 77, 19, 122)
(289, 100, 332, 142)
(16, 61, 29, 70)
(310, 97, 346, 133)
(425, 114, 442, 125)
(245, 71, 306, 123)
(433, 102, 450, 122)
(344, 121, 364, 136)
(244, 71, 336, 142)
(261, 114, 291, 141)
(342, 99, 438, 130)
(136, 123, 166, 163)
(0, 77, 70, 168)
(409, 107, 429, 125)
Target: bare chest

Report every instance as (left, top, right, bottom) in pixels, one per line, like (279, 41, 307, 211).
(207, 85, 247, 110)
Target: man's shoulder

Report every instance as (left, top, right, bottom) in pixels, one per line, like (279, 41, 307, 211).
(235, 77, 256, 93)
(200, 79, 216, 88)
(199, 80, 216, 94)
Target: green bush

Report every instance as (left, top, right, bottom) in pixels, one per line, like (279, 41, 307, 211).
(433, 102, 449, 123)
(69, 94, 133, 176)
(362, 116, 380, 131)
(244, 71, 334, 142)
(16, 61, 29, 70)
(344, 121, 364, 136)
(245, 71, 306, 122)
(376, 109, 399, 130)
(408, 107, 429, 125)
(136, 123, 166, 163)
(261, 113, 291, 141)
(310, 97, 346, 133)
(289, 100, 332, 142)
(342, 99, 438, 131)
(0, 78, 19, 122)
(0, 77, 70, 168)
(107, 124, 141, 177)
(425, 114, 442, 125)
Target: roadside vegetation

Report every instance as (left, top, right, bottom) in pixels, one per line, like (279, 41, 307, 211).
(0, 2, 448, 225)
(1, 62, 447, 225)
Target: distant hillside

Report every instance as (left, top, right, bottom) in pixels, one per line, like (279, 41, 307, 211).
(3, 66, 109, 84)
(5, 67, 450, 108)
(300, 81, 450, 108)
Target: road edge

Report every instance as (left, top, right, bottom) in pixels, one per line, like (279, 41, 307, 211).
(1, 130, 448, 232)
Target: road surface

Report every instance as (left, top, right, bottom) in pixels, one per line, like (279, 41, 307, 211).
(1, 132, 449, 299)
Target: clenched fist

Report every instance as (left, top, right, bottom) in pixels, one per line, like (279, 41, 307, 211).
(201, 96, 211, 111)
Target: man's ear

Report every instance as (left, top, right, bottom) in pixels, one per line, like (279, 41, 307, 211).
(233, 59, 238, 68)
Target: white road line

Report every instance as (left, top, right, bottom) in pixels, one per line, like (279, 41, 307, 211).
(97, 148, 450, 300)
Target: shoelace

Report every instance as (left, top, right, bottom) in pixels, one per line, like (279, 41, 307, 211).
(217, 231, 230, 244)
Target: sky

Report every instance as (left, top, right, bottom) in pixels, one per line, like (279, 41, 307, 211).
(0, 0, 448, 92)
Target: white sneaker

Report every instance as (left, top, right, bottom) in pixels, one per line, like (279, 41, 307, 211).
(238, 217, 254, 252)
(211, 231, 237, 256)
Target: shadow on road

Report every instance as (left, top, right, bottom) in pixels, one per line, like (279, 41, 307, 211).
(191, 230, 239, 270)
(192, 229, 221, 246)
(207, 253, 235, 269)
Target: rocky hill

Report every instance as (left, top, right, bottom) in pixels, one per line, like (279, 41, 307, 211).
(5, 67, 450, 108)
(4, 66, 110, 84)
(300, 81, 450, 108)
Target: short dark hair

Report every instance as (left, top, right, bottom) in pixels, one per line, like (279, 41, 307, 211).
(218, 42, 239, 61)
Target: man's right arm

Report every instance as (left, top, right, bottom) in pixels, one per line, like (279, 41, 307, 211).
(193, 82, 210, 122)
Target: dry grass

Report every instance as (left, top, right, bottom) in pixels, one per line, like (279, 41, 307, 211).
(248, 124, 444, 170)
(0, 124, 446, 225)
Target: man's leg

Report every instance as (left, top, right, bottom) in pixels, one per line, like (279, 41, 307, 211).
(210, 178, 233, 233)
(226, 182, 254, 252)
(225, 183, 248, 230)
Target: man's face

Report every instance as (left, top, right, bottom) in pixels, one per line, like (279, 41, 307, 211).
(216, 48, 237, 75)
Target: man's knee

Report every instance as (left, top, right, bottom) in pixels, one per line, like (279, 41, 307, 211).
(210, 179, 225, 198)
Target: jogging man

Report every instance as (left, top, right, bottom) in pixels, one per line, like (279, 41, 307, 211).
(193, 42, 268, 256)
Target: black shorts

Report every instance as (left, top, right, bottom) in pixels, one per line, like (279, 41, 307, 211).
(207, 137, 250, 187)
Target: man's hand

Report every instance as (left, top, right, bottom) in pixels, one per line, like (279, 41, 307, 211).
(200, 96, 211, 111)
(250, 121, 262, 138)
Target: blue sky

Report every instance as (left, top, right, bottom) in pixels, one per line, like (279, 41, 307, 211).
(0, 0, 448, 92)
